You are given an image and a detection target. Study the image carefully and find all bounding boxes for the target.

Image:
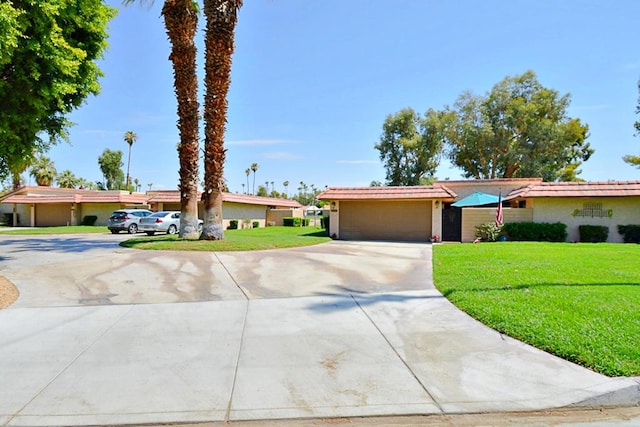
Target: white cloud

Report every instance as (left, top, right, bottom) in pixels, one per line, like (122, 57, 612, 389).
(262, 151, 304, 160)
(336, 159, 380, 164)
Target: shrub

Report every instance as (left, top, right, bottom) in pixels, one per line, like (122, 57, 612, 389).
(474, 223, 502, 242)
(502, 222, 567, 242)
(321, 215, 330, 230)
(303, 218, 310, 226)
(252, 221, 259, 228)
(579, 225, 608, 243)
(618, 225, 640, 243)
(283, 217, 302, 227)
(81, 215, 98, 226)
(228, 219, 238, 230)
(242, 218, 251, 229)
(1, 213, 12, 226)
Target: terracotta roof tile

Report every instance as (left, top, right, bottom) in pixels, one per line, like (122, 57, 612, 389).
(318, 185, 457, 201)
(508, 181, 640, 198)
(146, 190, 302, 208)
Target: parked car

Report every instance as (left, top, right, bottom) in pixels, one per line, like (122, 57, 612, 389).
(107, 209, 153, 234)
(139, 211, 203, 236)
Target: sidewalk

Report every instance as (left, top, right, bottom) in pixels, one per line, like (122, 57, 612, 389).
(0, 237, 638, 426)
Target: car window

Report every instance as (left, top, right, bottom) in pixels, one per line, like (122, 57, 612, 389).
(110, 212, 126, 219)
(150, 212, 166, 218)
(172, 213, 180, 219)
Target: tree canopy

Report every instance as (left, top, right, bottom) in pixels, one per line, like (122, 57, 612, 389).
(98, 149, 125, 190)
(374, 108, 444, 186)
(441, 71, 593, 181)
(0, 0, 116, 180)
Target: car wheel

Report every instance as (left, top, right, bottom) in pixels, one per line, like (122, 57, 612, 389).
(146, 232, 155, 236)
(128, 223, 138, 234)
(167, 224, 177, 235)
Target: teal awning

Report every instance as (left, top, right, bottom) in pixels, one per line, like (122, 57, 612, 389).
(451, 192, 500, 207)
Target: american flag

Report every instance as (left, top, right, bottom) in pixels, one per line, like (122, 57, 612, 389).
(496, 191, 504, 227)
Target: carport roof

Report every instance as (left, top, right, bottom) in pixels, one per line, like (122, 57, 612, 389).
(318, 185, 457, 201)
(507, 180, 640, 198)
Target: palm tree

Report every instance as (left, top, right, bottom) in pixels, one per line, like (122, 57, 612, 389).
(56, 170, 78, 188)
(200, 0, 243, 240)
(250, 162, 258, 195)
(122, 0, 200, 239)
(245, 168, 250, 193)
(123, 130, 137, 190)
(283, 180, 289, 197)
(29, 156, 57, 186)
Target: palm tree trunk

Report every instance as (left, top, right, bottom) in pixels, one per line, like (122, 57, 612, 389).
(201, 0, 243, 240)
(163, 0, 200, 239)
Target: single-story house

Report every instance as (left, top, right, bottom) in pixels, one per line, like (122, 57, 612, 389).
(318, 179, 640, 243)
(0, 186, 302, 228)
(146, 190, 302, 229)
(0, 186, 149, 227)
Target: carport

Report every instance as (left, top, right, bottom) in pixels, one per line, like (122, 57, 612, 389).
(318, 186, 456, 242)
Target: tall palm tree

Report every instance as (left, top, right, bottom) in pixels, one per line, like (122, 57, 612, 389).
(245, 168, 250, 193)
(250, 162, 258, 195)
(29, 156, 57, 186)
(122, 0, 200, 239)
(283, 180, 289, 197)
(200, 0, 243, 240)
(123, 130, 137, 190)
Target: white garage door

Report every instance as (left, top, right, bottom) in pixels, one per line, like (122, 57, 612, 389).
(339, 201, 431, 241)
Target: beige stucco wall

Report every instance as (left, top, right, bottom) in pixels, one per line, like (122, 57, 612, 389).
(461, 207, 533, 242)
(531, 197, 640, 243)
(266, 209, 303, 226)
(35, 203, 72, 227)
(223, 203, 267, 228)
(0, 203, 30, 226)
(78, 203, 127, 226)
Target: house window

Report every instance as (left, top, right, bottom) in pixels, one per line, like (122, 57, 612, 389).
(572, 202, 611, 218)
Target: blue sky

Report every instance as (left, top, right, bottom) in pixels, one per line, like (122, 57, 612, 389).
(43, 0, 639, 194)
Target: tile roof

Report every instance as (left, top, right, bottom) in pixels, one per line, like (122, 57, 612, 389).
(0, 187, 148, 204)
(146, 190, 302, 208)
(507, 181, 640, 198)
(318, 185, 457, 201)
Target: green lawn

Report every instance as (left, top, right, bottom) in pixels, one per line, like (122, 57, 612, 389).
(0, 225, 107, 234)
(120, 226, 331, 251)
(433, 242, 640, 377)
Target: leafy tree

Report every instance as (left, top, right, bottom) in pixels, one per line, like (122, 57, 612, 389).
(256, 185, 268, 197)
(375, 108, 444, 186)
(370, 180, 383, 187)
(123, 0, 201, 239)
(29, 156, 57, 186)
(56, 170, 78, 188)
(441, 71, 593, 181)
(0, 0, 116, 181)
(623, 79, 640, 169)
(98, 149, 125, 190)
(201, 0, 243, 240)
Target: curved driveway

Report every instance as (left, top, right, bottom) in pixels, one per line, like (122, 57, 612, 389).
(0, 234, 637, 426)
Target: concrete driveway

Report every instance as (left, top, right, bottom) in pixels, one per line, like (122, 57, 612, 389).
(0, 234, 637, 426)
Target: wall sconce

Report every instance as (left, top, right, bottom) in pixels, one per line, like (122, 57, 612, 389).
(435, 200, 440, 209)
(330, 201, 337, 211)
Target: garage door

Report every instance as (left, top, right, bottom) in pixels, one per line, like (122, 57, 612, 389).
(36, 203, 70, 226)
(339, 201, 431, 241)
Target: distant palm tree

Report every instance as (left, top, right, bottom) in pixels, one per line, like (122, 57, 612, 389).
(245, 168, 250, 193)
(56, 170, 78, 188)
(241, 183, 245, 194)
(283, 180, 289, 197)
(29, 156, 57, 186)
(123, 130, 137, 190)
(250, 162, 258, 195)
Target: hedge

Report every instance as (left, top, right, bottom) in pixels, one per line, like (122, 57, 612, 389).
(81, 215, 98, 226)
(501, 222, 567, 242)
(618, 225, 640, 243)
(283, 217, 309, 227)
(228, 219, 238, 230)
(578, 225, 608, 243)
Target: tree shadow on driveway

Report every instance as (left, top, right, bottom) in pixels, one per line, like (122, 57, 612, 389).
(307, 286, 444, 313)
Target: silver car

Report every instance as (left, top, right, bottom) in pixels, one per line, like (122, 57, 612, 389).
(139, 211, 203, 236)
(107, 209, 153, 234)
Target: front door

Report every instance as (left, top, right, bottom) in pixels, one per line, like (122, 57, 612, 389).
(442, 205, 462, 242)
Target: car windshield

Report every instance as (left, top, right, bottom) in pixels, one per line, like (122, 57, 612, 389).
(150, 212, 169, 218)
(110, 212, 127, 219)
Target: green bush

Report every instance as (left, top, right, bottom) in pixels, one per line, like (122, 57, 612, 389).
(228, 219, 238, 230)
(283, 217, 301, 227)
(1, 213, 12, 226)
(81, 215, 98, 226)
(321, 215, 330, 230)
(502, 222, 567, 242)
(474, 223, 503, 242)
(618, 225, 640, 243)
(303, 218, 310, 226)
(579, 225, 608, 243)
(252, 221, 259, 228)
